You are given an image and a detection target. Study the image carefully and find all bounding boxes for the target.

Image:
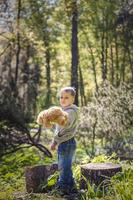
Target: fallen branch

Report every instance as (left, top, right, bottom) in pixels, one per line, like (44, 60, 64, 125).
(0, 123, 52, 158)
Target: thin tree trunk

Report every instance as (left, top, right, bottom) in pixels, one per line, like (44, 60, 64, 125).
(44, 36, 51, 107)
(7, 47, 13, 89)
(120, 25, 127, 82)
(105, 16, 108, 80)
(101, 11, 109, 82)
(101, 30, 107, 81)
(15, 0, 21, 87)
(24, 45, 30, 113)
(81, 29, 98, 92)
(127, 47, 133, 81)
(71, 0, 79, 106)
(45, 46, 51, 106)
(88, 45, 98, 92)
(122, 21, 133, 81)
(120, 49, 126, 82)
(114, 32, 119, 86)
(110, 44, 114, 85)
(91, 119, 97, 157)
(79, 66, 87, 106)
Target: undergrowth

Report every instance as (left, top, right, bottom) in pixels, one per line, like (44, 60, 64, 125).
(0, 148, 132, 200)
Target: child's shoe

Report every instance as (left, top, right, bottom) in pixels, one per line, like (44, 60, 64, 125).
(70, 184, 78, 194)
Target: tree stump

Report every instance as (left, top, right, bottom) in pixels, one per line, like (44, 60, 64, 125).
(25, 163, 58, 193)
(80, 163, 122, 189)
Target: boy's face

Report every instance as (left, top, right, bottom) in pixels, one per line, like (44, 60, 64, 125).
(59, 91, 74, 107)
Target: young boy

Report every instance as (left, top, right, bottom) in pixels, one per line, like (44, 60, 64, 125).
(50, 87, 78, 196)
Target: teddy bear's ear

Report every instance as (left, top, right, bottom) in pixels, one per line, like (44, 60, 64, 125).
(36, 110, 46, 125)
(36, 114, 43, 125)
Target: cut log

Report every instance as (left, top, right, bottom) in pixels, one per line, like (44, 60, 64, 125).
(25, 163, 58, 193)
(80, 163, 122, 189)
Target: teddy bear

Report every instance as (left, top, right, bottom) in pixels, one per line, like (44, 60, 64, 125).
(36, 106, 68, 128)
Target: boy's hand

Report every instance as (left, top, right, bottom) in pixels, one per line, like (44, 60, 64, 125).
(50, 141, 57, 151)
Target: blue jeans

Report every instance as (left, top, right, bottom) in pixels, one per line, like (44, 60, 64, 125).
(57, 137, 76, 189)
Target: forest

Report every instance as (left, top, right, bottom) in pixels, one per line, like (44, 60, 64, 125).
(0, 0, 133, 200)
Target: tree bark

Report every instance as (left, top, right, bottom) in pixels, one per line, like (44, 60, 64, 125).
(71, 0, 79, 106)
(127, 46, 133, 82)
(25, 164, 58, 193)
(114, 32, 119, 86)
(43, 34, 51, 107)
(101, 30, 107, 81)
(88, 44, 98, 92)
(91, 120, 97, 157)
(15, 0, 21, 87)
(79, 66, 87, 106)
(110, 44, 114, 85)
(80, 163, 122, 189)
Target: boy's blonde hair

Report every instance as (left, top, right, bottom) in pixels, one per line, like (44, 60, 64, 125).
(60, 87, 76, 97)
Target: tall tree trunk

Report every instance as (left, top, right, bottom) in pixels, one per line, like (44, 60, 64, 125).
(120, 25, 127, 82)
(105, 16, 108, 80)
(91, 119, 97, 157)
(88, 44, 98, 92)
(7, 47, 14, 90)
(127, 46, 133, 81)
(44, 36, 51, 107)
(101, 30, 107, 81)
(23, 45, 30, 113)
(71, 0, 79, 106)
(101, 12, 108, 82)
(81, 29, 98, 92)
(79, 66, 87, 106)
(120, 47, 126, 82)
(122, 16, 133, 82)
(114, 32, 119, 86)
(15, 0, 21, 88)
(110, 44, 115, 85)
